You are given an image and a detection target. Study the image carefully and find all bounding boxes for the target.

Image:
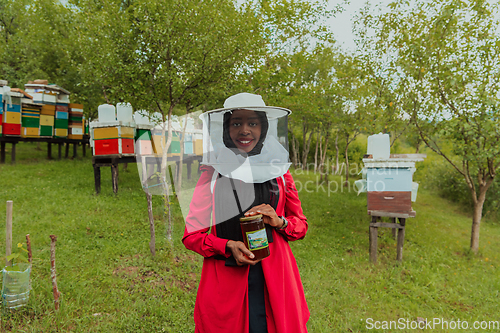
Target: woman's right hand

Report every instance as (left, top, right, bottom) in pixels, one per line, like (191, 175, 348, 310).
(226, 240, 261, 266)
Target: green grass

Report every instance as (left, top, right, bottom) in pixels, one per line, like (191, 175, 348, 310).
(0, 142, 499, 332)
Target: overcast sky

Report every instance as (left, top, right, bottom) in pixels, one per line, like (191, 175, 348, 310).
(327, 0, 394, 52)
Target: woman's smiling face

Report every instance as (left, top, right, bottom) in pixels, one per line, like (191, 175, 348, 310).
(228, 109, 262, 153)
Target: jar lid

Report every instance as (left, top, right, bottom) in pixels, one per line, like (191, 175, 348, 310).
(239, 214, 263, 222)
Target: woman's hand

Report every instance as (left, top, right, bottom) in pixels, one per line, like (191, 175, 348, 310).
(226, 240, 262, 266)
(244, 204, 284, 228)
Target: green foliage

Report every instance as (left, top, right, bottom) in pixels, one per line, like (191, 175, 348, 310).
(0, 0, 103, 117)
(3, 243, 29, 271)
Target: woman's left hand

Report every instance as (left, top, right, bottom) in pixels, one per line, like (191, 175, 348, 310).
(245, 204, 284, 228)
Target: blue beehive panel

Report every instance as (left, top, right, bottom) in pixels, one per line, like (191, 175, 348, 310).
(6, 104, 21, 113)
(55, 111, 68, 119)
(184, 141, 193, 154)
(0, 94, 3, 113)
(366, 168, 413, 192)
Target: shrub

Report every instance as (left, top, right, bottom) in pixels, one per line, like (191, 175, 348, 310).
(425, 160, 500, 222)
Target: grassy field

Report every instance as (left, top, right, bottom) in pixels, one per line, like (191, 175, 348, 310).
(0, 142, 499, 332)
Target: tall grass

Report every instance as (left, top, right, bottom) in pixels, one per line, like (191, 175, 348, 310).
(0, 142, 498, 332)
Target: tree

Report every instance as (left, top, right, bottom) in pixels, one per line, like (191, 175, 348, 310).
(372, 0, 500, 252)
(0, 0, 104, 117)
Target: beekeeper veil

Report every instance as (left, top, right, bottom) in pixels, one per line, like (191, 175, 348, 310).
(200, 93, 291, 183)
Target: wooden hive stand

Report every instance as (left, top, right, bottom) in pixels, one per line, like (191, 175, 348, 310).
(368, 210, 416, 264)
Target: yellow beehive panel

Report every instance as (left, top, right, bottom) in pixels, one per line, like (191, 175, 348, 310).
(152, 135, 163, 155)
(40, 115, 55, 126)
(21, 127, 40, 137)
(55, 128, 68, 137)
(5, 111, 21, 124)
(93, 127, 119, 139)
(120, 127, 134, 138)
(41, 104, 56, 115)
(194, 139, 203, 156)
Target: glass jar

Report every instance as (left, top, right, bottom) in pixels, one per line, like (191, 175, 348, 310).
(240, 214, 270, 260)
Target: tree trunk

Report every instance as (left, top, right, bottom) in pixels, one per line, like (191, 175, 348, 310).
(147, 193, 156, 256)
(177, 112, 189, 193)
(289, 129, 298, 168)
(344, 134, 350, 186)
(294, 135, 300, 168)
(319, 130, 330, 182)
(334, 132, 339, 175)
(470, 184, 489, 252)
(314, 132, 320, 173)
(301, 129, 314, 170)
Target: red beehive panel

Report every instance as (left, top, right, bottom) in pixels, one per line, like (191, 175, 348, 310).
(2, 123, 21, 136)
(94, 139, 119, 155)
(121, 138, 135, 154)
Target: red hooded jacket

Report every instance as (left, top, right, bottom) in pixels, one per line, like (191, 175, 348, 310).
(183, 167, 309, 333)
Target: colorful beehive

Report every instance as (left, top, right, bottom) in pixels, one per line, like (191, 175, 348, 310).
(90, 104, 136, 156)
(21, 98, 42, 138)
(26, 83, 54, 137)
(54, 104, 69, 138)
(68, 103, 84, 139)
(151, 129, 181, 157)
(2, 91, 23, 136)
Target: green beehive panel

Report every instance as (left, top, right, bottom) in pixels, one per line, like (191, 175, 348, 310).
(70, 116, 83, 122)
(54, 118, 69, 129)
(167, 140, 181, 154)
(40, 125, 53, 136)
(135, 129, 152, 141)
(22, 117, 40, 128)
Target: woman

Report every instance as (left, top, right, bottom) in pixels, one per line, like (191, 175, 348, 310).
(183, 93, 309, 333)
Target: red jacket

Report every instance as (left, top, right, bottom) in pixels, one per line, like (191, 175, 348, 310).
(183, 167, 309, 333)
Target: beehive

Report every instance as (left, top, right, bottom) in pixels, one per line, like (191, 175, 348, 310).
(68, 103, 84, 139)
(90, 120, 136, 156)
(21, 99, 42, 138)
(151, 129, 181, 157)
(2, 92, 23, 136)
(363, 156, 425, 216)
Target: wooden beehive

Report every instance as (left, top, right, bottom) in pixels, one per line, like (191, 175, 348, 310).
(363, 154, 426, 217)
(90, 120, 136, 156)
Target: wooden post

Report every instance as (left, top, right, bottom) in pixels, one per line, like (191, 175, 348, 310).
(186, 160, 192, 180)
(50, 235, 61, 310)
(391, 217, 397, 239)
(6, 200, 13, 266)
(1, 141, 5, 163)
(58, 143, 62, 160)
(93, 164, 101, 194)
(47, 142, 52, 159)
(26, 234, 32, 264)
(73, 143, 77, 158)
(82, 142, 86, 157)
(396, 218, 406, 262)
(369, 215, 378, 264)
(11, 142, 16, 164)
(65, 142, 70, 158)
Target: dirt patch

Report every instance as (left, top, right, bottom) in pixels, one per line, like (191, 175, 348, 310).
(113, 265, 198, 292)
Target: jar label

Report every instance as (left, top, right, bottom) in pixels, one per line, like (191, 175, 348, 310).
(245, 228, 269, 251)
